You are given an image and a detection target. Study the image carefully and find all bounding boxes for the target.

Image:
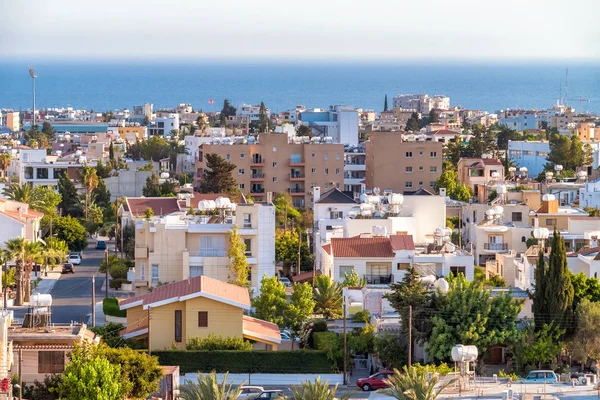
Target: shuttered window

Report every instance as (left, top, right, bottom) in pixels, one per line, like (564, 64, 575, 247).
(175, 310, 182, 342)
(38, 351, 65, 373)
(198, 311, 208, 328)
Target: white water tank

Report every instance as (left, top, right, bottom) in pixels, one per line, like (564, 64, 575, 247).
(434, 278, 449, 293)
(451, 345, 478, 362)
(30, 293, 52, 307)
(542, 194, 556, 201)
(160, 172, 170, 179)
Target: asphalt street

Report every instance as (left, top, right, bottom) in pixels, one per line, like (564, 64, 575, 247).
(12, 240, 107, 324)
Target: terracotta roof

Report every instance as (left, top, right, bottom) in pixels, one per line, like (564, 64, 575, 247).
(126, 197, 180, 217)
(291, 270, 321, 283)
(119, 275, 251, 310)
(329, 237, 395, 258)
(431, 129, 461, 135)
(1, 209, 43, 222)
(481, 159, 503, 166)
(569, 246, 600, 257)
(322, 244, 331, 255)
(121, 323, 149, 339)
(390, 235, 415, 250)
(242, 316, 281, 344)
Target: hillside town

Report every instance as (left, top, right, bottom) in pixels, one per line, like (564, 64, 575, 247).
(1, 91, 600, 400)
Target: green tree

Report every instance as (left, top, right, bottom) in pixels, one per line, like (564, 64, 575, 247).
(160, 179, 177, 197)
(258, 101, 270, 132)
(571, 272, 600, 309)
(58, 173, 83, 217)
(92, 177, 111, 208)
(2, 182, 40, 208)
(384, 95, 389, 112)
(143, 207, 154, 219)
(179, 371, 242, 400)
(434, 169, 471, 201)
(95, 160, 110, 179)
(429, 109, 439, 124)
(0, 153, 11, 179)
(569, 299, 600, 370)
(227, 226, 250, 286)
(444, 136, 466, 166)
(273, 192, 302, 228)
(252, 275, 287, 326)
(296, 124, 313, 137)
(199, 153, 238, 195)
(23, 240, 43, 302)
(374, 333, 407, 369)
(54, 215, 88, 251)
(284, 282, 316, 345)
(313, 275, 342, 319)
(142, 172, 162, 197)
(405, 112, 420, 132)
(81, 166, 99, 220)
(186, 334, 253, 351)
(427, 274, 522, 361)
(5, 237, 27, 306)
(23, 374, 62, 400)
(341, 270, 366, 288)
(382, 366, 453, 400)
(108, 142, 115, 162)
(41, 121, 56, 141)
(275, 229, 314, 271)
(140, 136, 171, 162)
(509, 322, 563, 371)
(57, 344, 124, 400)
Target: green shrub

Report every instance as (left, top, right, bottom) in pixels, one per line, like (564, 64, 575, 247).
(499, 369, 519, 382)
(411, 362, 454, 376)
(352, 310, 371, 323)
(313, 331, 338, 351)
(109, 278, 129, 290)
(103, 297, 127, 318)
(152, 350, 333, 373)
(186, 334, 253, 351)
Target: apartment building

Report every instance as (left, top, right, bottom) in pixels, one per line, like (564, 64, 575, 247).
(107, 124, 147, 143)
(149, 114, 179, 138)
(0, 111, 20, 132)
(344, 143, 366, 196)
(298, 106, 359, 145)
(392, 94, 450, 114)
(457, 157, 504, 199)
(8, 149, 93, 188)
(498, 110, 540, 131)
(365, 132, 443, 194)
(131, 201, 275, 292)
(507, 141, 550, 177)
(133, 103, 153, 119)
(195, 134, 344, 209)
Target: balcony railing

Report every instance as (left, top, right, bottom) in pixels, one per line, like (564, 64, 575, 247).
(364, 274, 393, 285)
(251, 173, 265, 179)
(484, 243, 508, 251)
(290, 173, 305, 179)
(290, 188, 305, 193)
(251, 188, 265, 194)
(189, 249, 226, 257)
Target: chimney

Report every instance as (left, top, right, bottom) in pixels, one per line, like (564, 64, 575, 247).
(266, 192, 273, 203)
(314, 187, 321, 203)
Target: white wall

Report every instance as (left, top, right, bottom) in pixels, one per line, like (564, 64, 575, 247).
(0, 215, 25, 248)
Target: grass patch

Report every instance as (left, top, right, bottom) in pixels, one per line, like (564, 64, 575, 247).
(103, 297, 127, 318)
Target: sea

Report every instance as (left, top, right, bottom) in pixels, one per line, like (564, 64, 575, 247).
(1, 62, 599, 115)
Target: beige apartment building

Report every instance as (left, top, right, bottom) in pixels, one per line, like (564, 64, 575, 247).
(364, 131, 443, 193)
(132, 202, 275, 293)
(195, 134, 344, 208)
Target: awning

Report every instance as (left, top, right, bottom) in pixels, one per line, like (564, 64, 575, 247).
(121, 324, 149, 339)
(242, 316, 281, 345)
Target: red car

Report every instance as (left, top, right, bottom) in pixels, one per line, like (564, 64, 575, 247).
(356, 370, 394, 391)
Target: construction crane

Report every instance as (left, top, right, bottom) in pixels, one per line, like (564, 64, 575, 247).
(564, 97, 591, 112)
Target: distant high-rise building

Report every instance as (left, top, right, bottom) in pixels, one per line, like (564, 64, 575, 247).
(392, 94, 450, 114)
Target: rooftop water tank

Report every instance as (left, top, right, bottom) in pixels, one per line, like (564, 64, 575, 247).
(30, 293, 52, 307)
(451, 345, 478, 362)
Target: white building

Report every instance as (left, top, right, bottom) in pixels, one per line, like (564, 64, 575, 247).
(343, 143, 366, 196)
(0, 199, 44, 246)
(392, 94, 450, 114)
(9, 149, 94, 188)
(298, 106, 359, 145)
(580, 179, 600, 210)
(237, 104, 270, 121)
(507, 141, 550, 177)
(149, 114, 180, 138)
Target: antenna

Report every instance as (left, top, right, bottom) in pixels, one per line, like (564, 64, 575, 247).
(565, 68, 569, 106)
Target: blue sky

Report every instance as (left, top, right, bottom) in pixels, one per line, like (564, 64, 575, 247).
(1, 0, 599, 61)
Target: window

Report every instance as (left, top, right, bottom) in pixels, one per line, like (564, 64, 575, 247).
(291, 154, 302, 163)
(336, 153, 341, 160)
(512, 212, 522, 222)
(450, 266, 466, 276)
(189, 265, 203, 277)
(546, 218, 557, 226)
(324, 168, 329, 175)
(240, 153, 245, 158)
(405, 182, 413, 188)
(324, 153, 328, 160)
(430, 181, 436, 188)
(226, 154, 231, 160)
(151, 264, 159, 283)
(273, 162, 277, 167)
(406, 152, 413, 158)
(419, 181, 424, 187)
(397, 263, 410, 270)
(473, 210, 477, 223)
(339, 265, 354, 279)
(139, 261, 146, 281)
(174, 310, 182, 342)
(430, 166, 437, 173)
(406, 166, 413, 173)
(430, 151, 437, 158)
(244, 239, 252, 257)
(324, 183, 329, 189)
(238, 184, 245, 189)
(273, 177, 277, 182)
(419, 151, 423, 156)
(38, 351, 65, 374)
(521, 236, 527, 243)
(336, 168, 340, 175)
(238, 169, 244, 175)
(312, 153, 315, 158)
(243, 213, 251, 228)
(330, 211, 343, 219)
(419, 166, 424, 171)
(312, 168, 316, 173)
(273, 146, 277, 152)
(198, 311, 208, 327)
(199, 236, 226, 256)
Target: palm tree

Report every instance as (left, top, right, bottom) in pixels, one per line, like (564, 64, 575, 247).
(2, 183, 41, 209)
(5, 238, 26, 306)
(382, 367, 454, 400)
(178, 371, 242, 400)
(81, 166, 99, 221)
(23, 241, 43, 302)
(0, 153, 11, 181)
(0, 250, 14, 309)
(289, 377, 351, 400)
(313, 275, 342, 319)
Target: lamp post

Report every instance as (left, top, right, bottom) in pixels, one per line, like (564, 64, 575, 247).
(28, 67, 37, 129)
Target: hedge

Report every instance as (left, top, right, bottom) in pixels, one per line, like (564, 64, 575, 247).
(103, 297, 127, 318)
(152, 350, 333, 373)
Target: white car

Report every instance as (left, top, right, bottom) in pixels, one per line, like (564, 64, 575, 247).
(279, 277, 292, 287)
(237, 386, 264, 399)
(68, 254, 82, 265)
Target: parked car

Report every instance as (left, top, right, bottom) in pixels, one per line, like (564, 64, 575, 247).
(522, 370, 558, 383)
(357, 371, 394, 391)
(70, 251, 83, 260)
(237, 386, 265, 399)
(68, 254, 81, 265)
(252, 390, 284, 399)
(96, 240, 107, 250)
(61, 263, 75, 274)
(278, 277, 292, 287)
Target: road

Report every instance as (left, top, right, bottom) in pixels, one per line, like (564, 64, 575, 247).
(12, 241, 107, 324)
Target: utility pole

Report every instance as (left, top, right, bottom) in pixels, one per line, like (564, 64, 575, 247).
(18, 347, 22, 400)
(104, 249, 109, 299)
(3, 261, 7, 311)
(148, 306, 152, 356)
(297, 227, 301, 276)
(408, 305, 412, 367)
(343, 291, 347, 385)
(91, 275, 96, 328)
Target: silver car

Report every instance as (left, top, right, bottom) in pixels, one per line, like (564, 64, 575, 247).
(238, 386, 264, 399)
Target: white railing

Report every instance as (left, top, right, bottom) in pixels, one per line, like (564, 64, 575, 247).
(189, 249, 226, 257)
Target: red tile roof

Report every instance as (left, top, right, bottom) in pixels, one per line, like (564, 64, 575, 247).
(121, 323, 149, 338)
(119, 275, 251, 310)
(390, 235, 415, 250)
(322, 244, 331, 255)
(242, 316, 281, 344)
(126, 197, 180, 217)
(431, 129, 461, 135)
(329, 237, 395, 258)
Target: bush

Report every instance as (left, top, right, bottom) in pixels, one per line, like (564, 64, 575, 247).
(109, 278, 129, 290)
(103, 297, 127, 318)
(186, 334, 253, 351)
(352, 310, 371, 323)
(313, 331, 338, 351)
(499, 369, 519, 382)
(411, 362, 454, 376)
(152, 350, 333, 373)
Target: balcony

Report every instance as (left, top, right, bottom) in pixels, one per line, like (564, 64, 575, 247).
(364, 274, 393, 285)
(134, 245, 148, 259)
(289, 187, 305, 196)
(289, 159, 305, 167)
(289, 173, 305, 182)
(250, 173, 265, 181)
(189, 249, 227, 257)
(250, 187, 265, 195)
(251, 156, 264, 167)
(483, 243, 509, 252)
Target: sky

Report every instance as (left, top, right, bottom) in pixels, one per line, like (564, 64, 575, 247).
(1, 0, 599, 62)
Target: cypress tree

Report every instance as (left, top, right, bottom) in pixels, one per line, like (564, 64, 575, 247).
(109, 142, 115, 161)
(384, 95, 389, 112)
(545, 229, 574, 334)
(533, 247, 548, 327)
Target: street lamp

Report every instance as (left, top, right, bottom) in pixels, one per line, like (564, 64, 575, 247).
(28, 67, 37, 129)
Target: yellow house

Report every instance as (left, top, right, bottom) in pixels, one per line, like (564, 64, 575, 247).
(119, 275, 281, 351)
